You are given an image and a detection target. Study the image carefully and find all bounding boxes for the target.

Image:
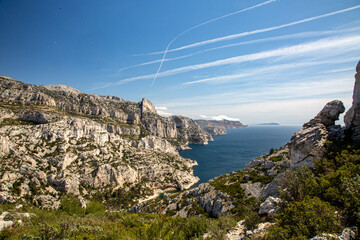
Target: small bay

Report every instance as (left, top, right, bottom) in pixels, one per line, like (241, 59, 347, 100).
(180, 125, 301, 186)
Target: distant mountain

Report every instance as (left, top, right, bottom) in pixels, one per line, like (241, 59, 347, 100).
(194, 119, 247, 135)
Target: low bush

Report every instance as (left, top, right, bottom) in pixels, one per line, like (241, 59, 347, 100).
(265, 197, 341, 239)
(59, 194, 84, 216)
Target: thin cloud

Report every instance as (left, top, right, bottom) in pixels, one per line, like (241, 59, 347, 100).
(118, 27, 360, 73)
(163, 4, 360, 54)
(113, 35, 360, 85)
(159, 76, 354, 110)
(157, 110, 174, 117)
(182, 58, 358, 85)
(116, 54, 193, 73)
(155, 106, 168, 111)
(322, 67, 354, 74)
(151, 0, 277, 86)
(155, 106, 174, 117)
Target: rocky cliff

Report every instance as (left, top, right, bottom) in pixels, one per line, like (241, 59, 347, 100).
(0, 76, 213, 208)
(132, 61, 359, 222)
(344, 61, 360, 141)
(195, 119, 246, 135)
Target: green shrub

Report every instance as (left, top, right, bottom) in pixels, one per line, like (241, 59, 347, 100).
(59, 194, 84, 216)
(265, 197, 341, 239)
(269, 148, 275, 154)
(177, 216, 210, 239)
(277, 166, 315, 203)
(269, 155, 282, 162)
(85, 200, 106, 215)
(208, 215, 237, 239)
(0, 229, 12, 240)
(244, 210, 260, 230)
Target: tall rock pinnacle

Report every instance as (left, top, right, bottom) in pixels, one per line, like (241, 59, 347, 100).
(344, 60, 360, 140)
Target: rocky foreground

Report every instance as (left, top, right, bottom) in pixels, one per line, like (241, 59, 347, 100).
(0, 76, 214, 208)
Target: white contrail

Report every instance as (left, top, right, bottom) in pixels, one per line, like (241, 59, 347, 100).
(118, 27, 360, 73)
(150, 0, 277, 86)
(113, 35, 360, 85)
(165, 4, 360, 53)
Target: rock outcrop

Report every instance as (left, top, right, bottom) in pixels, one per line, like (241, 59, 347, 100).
(131, 182, 234, 218)
(288, 100, 345, 167)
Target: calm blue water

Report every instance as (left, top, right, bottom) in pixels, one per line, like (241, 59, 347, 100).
(180, 125, 301, 186)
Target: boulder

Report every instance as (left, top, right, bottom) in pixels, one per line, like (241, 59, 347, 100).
(258, 196, 281, 216)
(309, 100, 345, 127)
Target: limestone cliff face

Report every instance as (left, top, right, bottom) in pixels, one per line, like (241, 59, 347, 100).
(139, 99, 212, 147)
(169, 116, 213, 145)
(0, 76, 203, 208)
(195, 119, 246, 135)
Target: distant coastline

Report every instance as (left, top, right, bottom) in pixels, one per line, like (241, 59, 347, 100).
(255, 123, 280, 126)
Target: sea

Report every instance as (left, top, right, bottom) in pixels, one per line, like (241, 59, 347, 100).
(179, 125, 302, 186)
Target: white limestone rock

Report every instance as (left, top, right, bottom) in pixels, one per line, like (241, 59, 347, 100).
(258, 196, 281, 216)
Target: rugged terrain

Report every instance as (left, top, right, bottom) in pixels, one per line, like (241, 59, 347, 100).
(0, 61, 360, 239)
(195, 119, 247, 135)
(0, 76, 212, 208)
(130, 61, 360, 239)
(130, 99, 346, 217)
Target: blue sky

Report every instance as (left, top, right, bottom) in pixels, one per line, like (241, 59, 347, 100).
(0, 0, 359, 124)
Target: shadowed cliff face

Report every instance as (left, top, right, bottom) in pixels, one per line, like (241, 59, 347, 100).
(0, 76, 213, 208)
(344, 61, 360, 140)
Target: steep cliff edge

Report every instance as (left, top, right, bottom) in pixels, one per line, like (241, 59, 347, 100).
(0, 76, 211, 208)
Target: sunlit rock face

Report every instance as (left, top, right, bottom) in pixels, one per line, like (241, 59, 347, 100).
(0, 76, 207, 208)
(288, 100, 345, 168)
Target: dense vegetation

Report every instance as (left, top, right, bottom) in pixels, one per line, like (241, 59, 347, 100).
(0, 197, 238, 240)
(264, 141, 360, 239)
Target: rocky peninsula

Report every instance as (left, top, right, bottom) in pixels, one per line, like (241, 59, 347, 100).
(195, 119, 247, 135)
